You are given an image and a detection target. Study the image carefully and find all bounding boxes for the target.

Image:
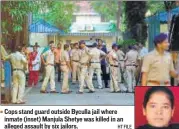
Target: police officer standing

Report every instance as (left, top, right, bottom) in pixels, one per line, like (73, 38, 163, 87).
(40, 44, 59, 93)
(5, 46, 27, 104)
(70, 43, 80, 84)
(116, 45, 125, 83)
(77, 40, 95, 94)
(88, 43, 106, 89)
(142, 33, 179, 86)
(107, 44, 120, 93)
(60, 44, 72, 94)
(124, 45, 139, 93)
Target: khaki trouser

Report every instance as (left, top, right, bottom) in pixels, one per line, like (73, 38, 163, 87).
(88, 64, 102, 89)
(79, 65, 94, 92)
(125, 66, 136, 92)
(72, 61, 80, 83)
(12, 70, 25, 103)
(0, 67, 5, 84)
(61, 65, 70, 92)
(110, 66, 120, 92)
(41, 65, 55, 91)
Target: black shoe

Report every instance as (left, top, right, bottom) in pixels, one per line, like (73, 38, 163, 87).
(87, 90, 95, 93)
(76, 91, 83, 94)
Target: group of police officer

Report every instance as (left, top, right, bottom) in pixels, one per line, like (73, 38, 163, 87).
(1, 33, 179, 104)
(39, 39, 146, 94)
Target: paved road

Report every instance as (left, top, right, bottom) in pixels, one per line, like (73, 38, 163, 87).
(21, 79, 134, 106)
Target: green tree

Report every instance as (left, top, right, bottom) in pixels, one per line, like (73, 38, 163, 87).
(91, 1, 127, 32)
(1, 1, 75, 50)
(91, 0, 118, 21)
(33, 1, 75, 32)
(147, 1, 165, 15)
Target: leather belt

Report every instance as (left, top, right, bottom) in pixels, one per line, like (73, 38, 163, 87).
(47, 64, 54, 66)
(90, 62, 100, 63)
(60, 64, 67, 66)
(126, 65, 137, 66)
(13, 68, 25, 74)
(80, 63, 88, 66)
(72, 60, 79, 62)
(148, 80, 170, 85)
(110, 65, 118, 67)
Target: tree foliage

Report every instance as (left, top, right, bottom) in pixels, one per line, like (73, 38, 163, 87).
(91, 0, 118, 21)
(1, 1, 75, 35)
(2, 1, 46, 32)
(91, 1, 127, 32)
(147, 1, 165, 15)
(33, 1, 75, 32)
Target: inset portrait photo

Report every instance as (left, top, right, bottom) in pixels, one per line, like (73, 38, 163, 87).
(135, 86, 179, 129)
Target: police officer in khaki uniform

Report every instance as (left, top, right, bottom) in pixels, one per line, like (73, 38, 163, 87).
(77, 40, 95, 94)
(116, 45, 125, 83)
(88, 43, 106, 89)
(107, 44, 120, 93)
(142, 33, 179, 86)
(70, 43, 80, 84)
(5, 46, 27, 104)
(1, 44, 10, 103)
(40, 44, 59, 93)
(0, 45, 8, 87)
(60, 44, 72, 94)
(124, 45, 139, 92)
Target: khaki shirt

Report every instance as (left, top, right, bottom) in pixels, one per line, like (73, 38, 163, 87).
(60, 50, 70, 65)
(79, 47, 91, 64)
(43, 50, 55, 65)
(5, 51, 27, 70)
(70, 49, 80, 61)
(117, 49, 125, 61)
(89, 47, 106, 68)
(90, 48, 106, 62)
(107, 50, 118, 66)
(125, 50, 139, 65)
(142, 49, 175, 82)
(0, 45, 8, 61)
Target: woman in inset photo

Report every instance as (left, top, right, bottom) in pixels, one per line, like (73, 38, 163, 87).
(136, 87, 179, 129)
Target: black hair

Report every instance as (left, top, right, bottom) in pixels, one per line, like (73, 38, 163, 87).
(118, 45, 122, 49)
(128, 45, 132, 50)
(143, 87, 174, 109)
(49, 41, 54, 44)
(64, 44, 69, 50)
(79, 40, 85, 45)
